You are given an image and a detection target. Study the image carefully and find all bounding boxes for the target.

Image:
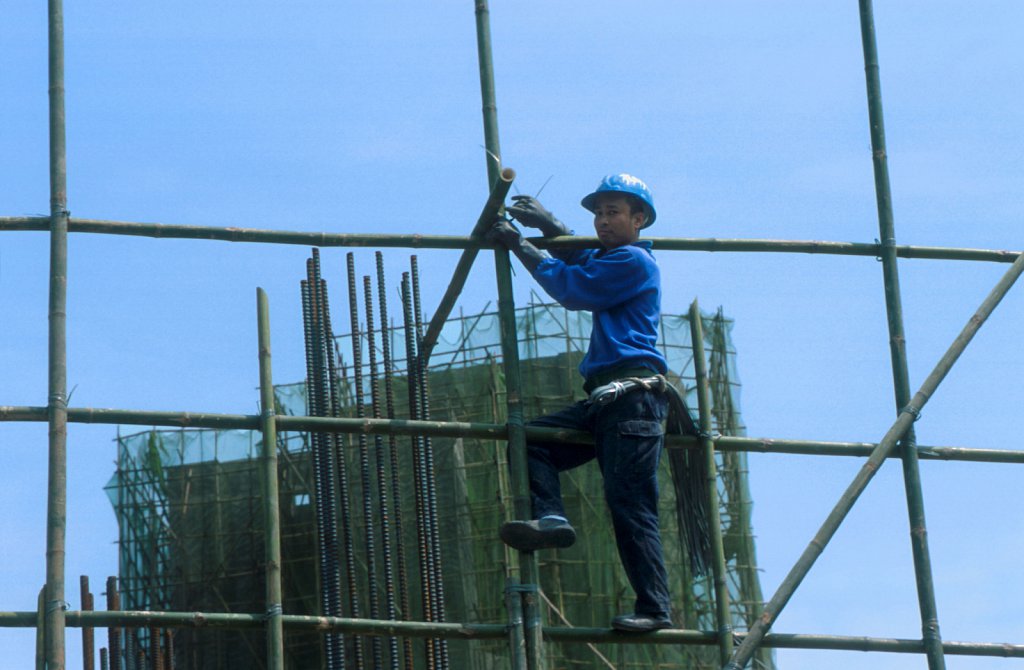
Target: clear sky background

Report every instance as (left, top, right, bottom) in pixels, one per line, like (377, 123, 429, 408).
(2, 2, 1023, 668)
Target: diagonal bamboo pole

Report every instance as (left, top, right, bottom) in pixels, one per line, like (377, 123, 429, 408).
(45, 0, 70, 665)
(688, 301, 733, 664)
(256, 288, 285, 670)
(724, 249, 1024, 669)
(419, 167, 516, 362)
(857, 2, 945, 667)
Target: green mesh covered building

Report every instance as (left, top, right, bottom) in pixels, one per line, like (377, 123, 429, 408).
(107, 301, 774, 669)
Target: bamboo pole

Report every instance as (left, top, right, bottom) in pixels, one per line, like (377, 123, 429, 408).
(256, 288, 285, 670)
(494, 248, 544, 670)
(474, 0, 502, 189)
(4, 610, 1024, 657)
(4, 216, 1020, 264)
(419, 167, 516, 362)
(45, 0, 70, 664)
(688, 302, 732, 664)
(6, 405, 1024, 464)
(724, 250, 1024, 669)
(80, 577, 95, 670)
(857, 3, 945, 667)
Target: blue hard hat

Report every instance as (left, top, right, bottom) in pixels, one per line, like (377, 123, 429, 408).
(580, 173, 657, 228)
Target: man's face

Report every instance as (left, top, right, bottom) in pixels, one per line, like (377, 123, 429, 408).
(592, 194, 644, 249)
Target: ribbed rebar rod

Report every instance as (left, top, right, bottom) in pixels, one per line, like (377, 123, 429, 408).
(857, 3, 945, 667)
(347, 253, 382, 669)
(493, 248, 544, 670)
(364, 274, 400, 670)
(106, 577, 121, 670)
(318, 280, 363, 663)
(45, 0, 70, 664)
(376, 252, 415, 670)
(725, 250, 1024, 669)
(301, 267, 344, 670)
(688, 302, 732, 664)
(419, 168, 515, 362)
(412, 257, 450, 670)
(256, 288, 285, 670)
(80, 577, 94, 670)
(3, 217, 1020, 262)
(400, 273, 437, 670)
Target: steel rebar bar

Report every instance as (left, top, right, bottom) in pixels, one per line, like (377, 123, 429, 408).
(347, 253, 382, 669)
(81, 577, 95, 670)
(412, 257, 450, 670)
(724, 250, 1024, 669)
(364, 274, 400, 669)
(106, 577, 121, 670)
(320, 293, 364, 670)
(301, 263, 345, 669)
(376, 252, 415, 670)
(400, 272, 437, 670)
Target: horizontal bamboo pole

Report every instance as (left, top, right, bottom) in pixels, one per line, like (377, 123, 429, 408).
(0, 611, 1020, 657)
(3, 405, 1024, 463)
(0, 217, 1017, 263)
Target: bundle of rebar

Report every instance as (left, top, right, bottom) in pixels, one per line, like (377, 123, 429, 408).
(300, 249, 348, 669)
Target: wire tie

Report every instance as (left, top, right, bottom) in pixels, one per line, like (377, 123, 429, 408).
(48, 392, 67, 407)
(506, 583, 538, 594)
(903, 405, 922, 421)
(265, 603, 283, 619)
(262, 407, 277, 419)
(45, 599, 69, 614)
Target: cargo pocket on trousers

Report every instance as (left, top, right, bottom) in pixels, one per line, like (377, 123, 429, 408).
(616, 419, 664, 478)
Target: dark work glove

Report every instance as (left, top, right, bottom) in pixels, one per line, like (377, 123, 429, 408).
(507, 195, 570, 238)
(486, 218, 522, 249)
(487, 218, 549, 272)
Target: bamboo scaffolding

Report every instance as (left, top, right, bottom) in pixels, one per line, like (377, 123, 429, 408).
(857, 2, 945, 668)
(3, 611, 1024, 658)
(2, 216, 1019, 263)
(256, 288, 285, 670)
(725, 250, 1024, 669)
(688, 302, 733, 664)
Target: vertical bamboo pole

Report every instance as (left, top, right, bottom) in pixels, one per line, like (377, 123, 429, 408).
(494, 251, 543, 670)
(257, 288, 285, 670)
(45, 0, 69, 666)
(473, 0, 502, 188)
(106, 577, 121, 670)
(688, 302, 732, 665)
(857, 3, 945, 668)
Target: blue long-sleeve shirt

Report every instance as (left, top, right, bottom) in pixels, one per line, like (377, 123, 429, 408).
(530, 241, 668, 380)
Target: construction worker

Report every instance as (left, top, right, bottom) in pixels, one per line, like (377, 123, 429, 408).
(488, 174, 674, 632)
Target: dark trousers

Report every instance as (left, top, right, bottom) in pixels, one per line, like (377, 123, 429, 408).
(526, 388, 671, 617)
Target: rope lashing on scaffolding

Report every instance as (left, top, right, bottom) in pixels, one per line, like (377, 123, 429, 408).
(585, 374, 713, 576)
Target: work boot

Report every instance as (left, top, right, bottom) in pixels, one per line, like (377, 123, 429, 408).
(611, 612, 674, 632)
(499, 518, 576, 552)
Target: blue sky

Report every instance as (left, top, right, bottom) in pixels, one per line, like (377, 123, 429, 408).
(2, 2, 1023, 667)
